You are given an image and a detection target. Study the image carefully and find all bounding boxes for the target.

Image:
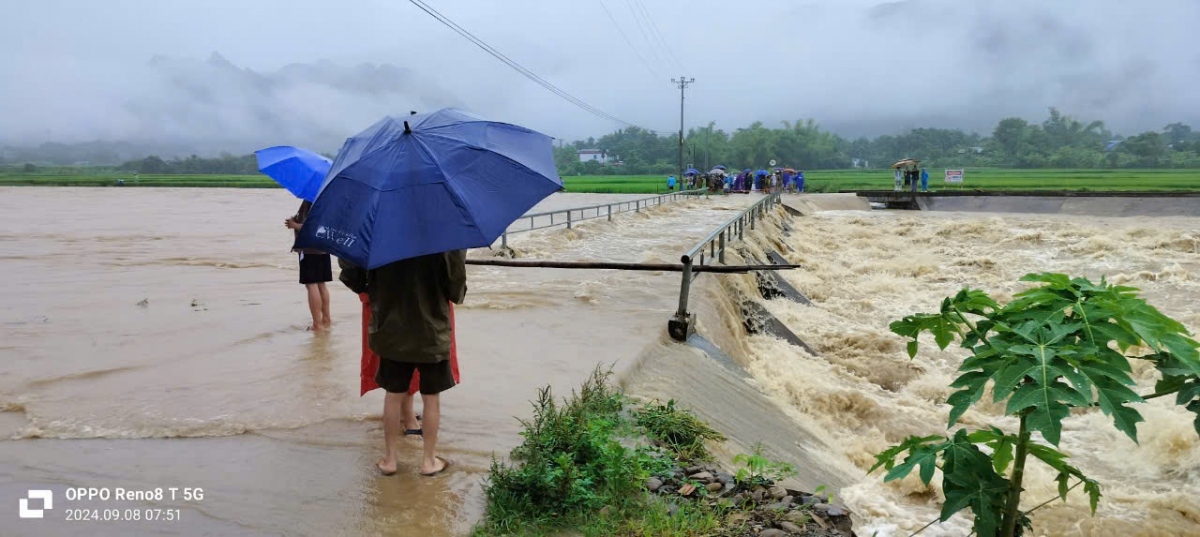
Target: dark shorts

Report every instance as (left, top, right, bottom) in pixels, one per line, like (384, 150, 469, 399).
(376, 359, 456, 395)
(298, 253, 332, 284)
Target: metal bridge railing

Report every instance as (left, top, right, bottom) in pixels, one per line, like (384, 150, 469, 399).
(668, 192, 781, 341)
(499, 189, 707, 248)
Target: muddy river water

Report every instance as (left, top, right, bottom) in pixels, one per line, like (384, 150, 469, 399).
(0, 187, 753, 536)
(1, 187, 1197, 536)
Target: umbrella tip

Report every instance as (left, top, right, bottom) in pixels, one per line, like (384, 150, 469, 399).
(410, 110, 417, 115)
(404, 121, 411, 134)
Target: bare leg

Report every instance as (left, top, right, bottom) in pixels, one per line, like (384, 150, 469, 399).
(378, 391, 404, 475)
(318, 283, 331, 328)
(305, 284, 323, 331)
(419, 393, 445, 475)
(401, 393, 420, 431)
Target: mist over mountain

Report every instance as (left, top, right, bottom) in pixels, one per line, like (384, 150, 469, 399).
(2, 0, 1198, 165)
(1, 53, 464, 162)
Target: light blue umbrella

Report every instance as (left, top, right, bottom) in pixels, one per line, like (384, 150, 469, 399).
(255, 146, 331, 202)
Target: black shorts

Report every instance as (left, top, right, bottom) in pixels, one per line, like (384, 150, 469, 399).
(376, 359, 456, 395)
(298, 253, 332, 284)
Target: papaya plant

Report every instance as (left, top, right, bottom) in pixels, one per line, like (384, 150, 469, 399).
(871, 273, 1200, 537)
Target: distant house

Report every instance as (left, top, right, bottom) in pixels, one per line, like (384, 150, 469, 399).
(851, 158, 869, 168)
(578, 149, 611, 164)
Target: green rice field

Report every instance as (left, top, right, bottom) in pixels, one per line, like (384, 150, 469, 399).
(2, 169, 1199, 193)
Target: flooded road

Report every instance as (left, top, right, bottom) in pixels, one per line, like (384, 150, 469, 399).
(717, 199, 1200, 536)
(0, 187, 754, 536)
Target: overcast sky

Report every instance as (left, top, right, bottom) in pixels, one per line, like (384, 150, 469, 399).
(2, 0, 1198, 152)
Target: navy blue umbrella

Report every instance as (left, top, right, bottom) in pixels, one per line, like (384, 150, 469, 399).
(293, 108, 562, 269)
(255, 146, 331, 202)
(756, 169, 768, 177)
(685, 168, 699, 176)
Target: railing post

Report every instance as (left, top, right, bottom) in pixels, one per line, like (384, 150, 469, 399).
(607, 204, 612, 221)
(750, 210, 755, 230)
(636, 200, 640, 213)
(669, 255, 695, 342)
(501, 232, 507, 249)
(718, 230, 726, 264)
(567, 210, 573, 229)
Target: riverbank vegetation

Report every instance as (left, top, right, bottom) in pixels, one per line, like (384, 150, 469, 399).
(474, 368, 854, 537)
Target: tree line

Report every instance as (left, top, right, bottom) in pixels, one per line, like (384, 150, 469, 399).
(553, 109, 1200, 176)
(5, 109, 1198, 175)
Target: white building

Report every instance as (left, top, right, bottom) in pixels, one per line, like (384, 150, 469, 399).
(578, 149, 611, 164)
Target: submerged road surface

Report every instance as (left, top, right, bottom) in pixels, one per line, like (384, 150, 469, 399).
(0, 187, 756, 536)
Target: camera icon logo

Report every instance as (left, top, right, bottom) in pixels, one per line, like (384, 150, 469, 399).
(19, 490, 53, 519)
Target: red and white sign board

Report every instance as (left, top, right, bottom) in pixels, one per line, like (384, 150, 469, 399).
(945, 169, 964, 183)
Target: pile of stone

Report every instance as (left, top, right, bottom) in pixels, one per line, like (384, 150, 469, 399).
(644, 464, 855, 537)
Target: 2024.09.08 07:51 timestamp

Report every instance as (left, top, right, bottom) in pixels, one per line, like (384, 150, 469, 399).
(65, 508, 181, 522)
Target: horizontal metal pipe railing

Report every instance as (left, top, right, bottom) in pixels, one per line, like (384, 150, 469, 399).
(669, 192, 781, 341)
(499, 189, 707, 248)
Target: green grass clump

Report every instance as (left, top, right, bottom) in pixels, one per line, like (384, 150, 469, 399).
(635, 399, 726, 461)
(475, 368, 727, 537)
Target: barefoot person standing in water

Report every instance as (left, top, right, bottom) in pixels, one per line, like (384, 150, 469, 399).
(339, 250, 467, 476)
(285, 200, 332, 331)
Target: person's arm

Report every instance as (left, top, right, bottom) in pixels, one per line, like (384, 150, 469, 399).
(442, 250, 468, 304)
(338, 258, 369, 294)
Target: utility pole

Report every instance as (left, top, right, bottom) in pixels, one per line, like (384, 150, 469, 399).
(704, 123, 711, 171)
(672, 76, 694, 184)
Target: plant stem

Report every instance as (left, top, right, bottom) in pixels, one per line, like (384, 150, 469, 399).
(1000, 413, 1031, 537)
(1141, 387, 1181, 401)
(951, 306, 992, 347)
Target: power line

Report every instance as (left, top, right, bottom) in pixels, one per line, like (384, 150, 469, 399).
(623, 0, 668, 70)
(631, 0, 684, 71)
(596, 0, 662, 79)
(406, 0, 668, 133)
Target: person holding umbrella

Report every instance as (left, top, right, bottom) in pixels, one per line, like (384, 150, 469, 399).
(285, 202, 332, 331)
(256, 145, 335, 332)
(296, 109, 563, 477)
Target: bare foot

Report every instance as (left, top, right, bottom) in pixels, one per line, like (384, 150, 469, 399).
(420, 456, 449, 476)
(377, 456, 398, 476)
(311, 324, 325, 332)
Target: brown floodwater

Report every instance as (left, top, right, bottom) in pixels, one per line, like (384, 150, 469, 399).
(6, 187, 1197, 537)
(0, 187, 754, 536)
(713, 198, 1200, 536)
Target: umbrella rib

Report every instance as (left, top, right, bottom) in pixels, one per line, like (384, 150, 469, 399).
(409, 136, 490, 247)
(415, 130, 559, 192)
(417, 130, 557, 182)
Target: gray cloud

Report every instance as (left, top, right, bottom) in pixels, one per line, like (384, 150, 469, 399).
(0, 0, 1196, 155)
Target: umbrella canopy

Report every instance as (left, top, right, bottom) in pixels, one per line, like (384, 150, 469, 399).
(294, 108, 562, 269)
(755, 169, 768, 176)
(714, 165, 727, 170)
(685, 168, 699, 176)
(742, 168, 752, 173)
(708, 168, 726, 176)
(783, 168, 797, 174)
(891, 158, 920, 169)
(255, 146, 332, 202)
